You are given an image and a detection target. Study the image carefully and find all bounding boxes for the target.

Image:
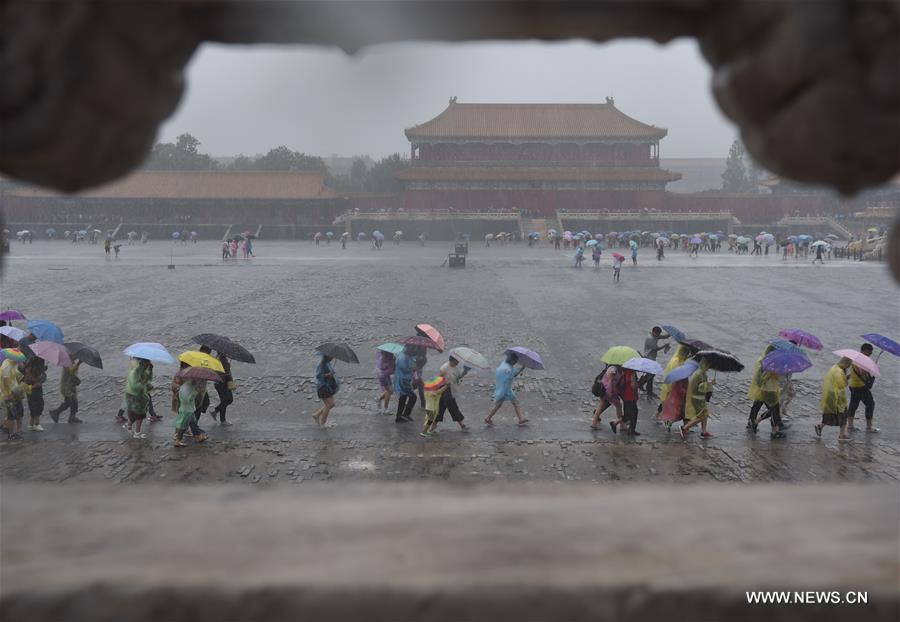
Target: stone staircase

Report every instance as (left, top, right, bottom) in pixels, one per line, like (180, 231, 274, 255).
(522, 217, 550, 238)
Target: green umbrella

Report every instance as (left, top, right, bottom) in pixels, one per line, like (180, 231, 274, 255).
(377, 342, 404, 355)
(601, 346, 641, 366)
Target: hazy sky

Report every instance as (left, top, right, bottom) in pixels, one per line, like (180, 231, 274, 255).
(159, 38, 737, 160)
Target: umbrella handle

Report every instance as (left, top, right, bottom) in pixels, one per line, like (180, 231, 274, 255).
(876, 349, 883, 363)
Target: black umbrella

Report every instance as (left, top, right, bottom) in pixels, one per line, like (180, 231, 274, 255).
(679, 338, 712, 353)
(316, 342, 359, 364)
(192, 334, 256, 363)
(63, 342, 103, 368)
(693, 349, 744, 373)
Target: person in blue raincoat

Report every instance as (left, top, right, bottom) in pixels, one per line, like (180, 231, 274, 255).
(393, 345, 417, 423)
(484, 352, 528, 426)
(312, 354, 340, 426)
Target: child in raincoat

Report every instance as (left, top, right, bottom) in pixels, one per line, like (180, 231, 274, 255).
(680, 358, 715, 439)
(1, 358, 27, 440)
(746, 346, 786, 438)
(420, 376, 448, 437)
(816, 358, 851, 441)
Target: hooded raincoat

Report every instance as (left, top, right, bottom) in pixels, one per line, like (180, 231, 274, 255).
(659, 346, 690, 403)
(820, 364, 848, 414)
(493, 361, 522, 402)
(685, 366, 711, 421)
(174, 380, 198, 430)
(393, 351, 416, 397)
(125, 364, 150, 415)
(748, 351, 780, 406)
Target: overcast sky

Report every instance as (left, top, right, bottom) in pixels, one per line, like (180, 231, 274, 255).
(159, 38, 737, 160)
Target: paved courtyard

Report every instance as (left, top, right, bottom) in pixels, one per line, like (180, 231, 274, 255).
(1, 239, 897, 484)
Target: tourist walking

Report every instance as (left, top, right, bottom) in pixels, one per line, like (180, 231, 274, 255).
(746, 346, 787, 438)
(393, 345, 417, 423)
(612, 253, 623, 282)
(656, 344, 691, 421)
(680, 356, 715, 439)
(574, 245, 584, 269)
(638, 326, 670, 399)
(313, 353, 340, 426)
(590, 364, 624, 431)
(1, 356, 26, 440)
(485, 352, 528, 426)
(846, 343, 878, 433)
(123, 358, 151, 438)
(49, 359, 82, 423)
(621, 366, 640, 434)
(173, 378, 199, 448)
(171, 363, 207, 441)
(816, 358, 851, 441)
(592, 246, 602, 268)
(209, 352, 234, 425)
(222, 240, 230, 260)
(375, 349, 396, 415)
(428, 354, 470, 433)
(23, 357, 47, 431)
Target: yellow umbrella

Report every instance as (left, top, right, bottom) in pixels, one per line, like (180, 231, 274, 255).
(178, 350, 225, 372)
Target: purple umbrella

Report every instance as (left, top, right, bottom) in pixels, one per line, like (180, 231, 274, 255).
(663, 360, 698, 384)
(861, 333, 900, 361)
(0, 310, 26, 322)
(762, 350, 812, 375)
(690, 236, 702, 245)
(778, 329, 823, 351)
(505, 346, 544, 370)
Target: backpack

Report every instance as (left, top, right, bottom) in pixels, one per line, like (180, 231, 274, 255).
(591, 366, 609, 398)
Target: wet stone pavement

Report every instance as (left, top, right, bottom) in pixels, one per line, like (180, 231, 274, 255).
(1, 240, 897, 484)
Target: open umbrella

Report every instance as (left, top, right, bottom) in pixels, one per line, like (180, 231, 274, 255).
(586, 239, 599, 247)
(762, 350, 812, 375)
(810, 240, 829, 248)
(768, 339, 803, 353)
(622, 357, 664, 376)
(449, 346, 490, 370)
(505, 346, 544, 370)
(316, 342, 359, 364)
(861, 333, 900, 361)
(601, 346, 641, 366)
(179, 351, 226, 372)
(415, 323, 445, 351)
(833, 349, 880, 377)
(662, 360, 698, 384)
(192, 334, 256, 363)
(376, 342, 404, 356)
(0, 348, 27, 363)
(26, 320, 63, 344)
(396, 335, 441, 351)
(612, 252, 625, 261)
(0, 310, 26, 322)
(661, 325, 685, 343)
(123, 342, 176, 364)
(64, 342, 103, 368)
(693, 349, 744, 372)
(0, 326, 27, 342)
(678, 338, 711, 353)
(778, 329, 823, 350)
(176, 366, 221, 382)
(27, 341, 73, 368)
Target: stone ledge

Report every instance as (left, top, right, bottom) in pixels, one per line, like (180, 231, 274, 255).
(1, 483, 898, 621)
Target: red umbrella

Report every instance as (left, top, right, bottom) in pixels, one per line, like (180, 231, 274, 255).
(176, 366, 222, 382)
(415, 324, 445, 351)
(612, 252, 625, 261)
(396, 335, 441, 352)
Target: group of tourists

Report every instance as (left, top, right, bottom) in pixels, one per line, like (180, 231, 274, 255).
(1, 315, 892, 447)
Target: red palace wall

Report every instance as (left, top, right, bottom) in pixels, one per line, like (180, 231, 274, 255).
(402, 188, 666, 215)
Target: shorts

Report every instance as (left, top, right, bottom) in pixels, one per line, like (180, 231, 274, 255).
(317, 386, 335, 400)
(4, 399, 24, 421)
(821, 412, 847, 427)
(377, 375, 392, 390)
(128, 410, 146, 423)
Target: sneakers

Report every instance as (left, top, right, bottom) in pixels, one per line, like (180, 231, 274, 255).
(33, 424, 44, 432)
(700, 431, 714, 438)
(27, 424, 35, 431)
(866, 427, 880, 433)
(195, 434, 209, 443)
(174, 439, 187, 448)
(419, 431, 432, 438)
(220, 420, 233, 427)
(67, 416, 83, 424)
(132, 431, 146, 439)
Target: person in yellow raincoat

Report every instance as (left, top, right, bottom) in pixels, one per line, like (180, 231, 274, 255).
(680, 356, 715, 439)
(816, 358, 851, 441)
(656, 344, 691, 422)
(746, 346, 787, 438)
(420, 376, 447, 437)
(1, 357, 27, 440)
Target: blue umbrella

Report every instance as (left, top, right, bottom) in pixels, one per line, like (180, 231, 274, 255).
(123, 342, 176, 364)
(622, 357, 664, 376)
(661, 325, 686, 343)
(586, 239, 599, 247)
(762, 350, 812, 375)
(26, 320, 64, 344)
(171, 231, 180, 239)
(861, 333, 900, 361)
(769, 339, 803, 353)
(663, 360, 699, 384)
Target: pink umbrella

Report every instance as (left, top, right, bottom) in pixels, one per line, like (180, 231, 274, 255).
(415, 323, 445, 351)
(833, 349, 880, 377)
(612, 252, 625, 261)
(396, 335, 442, 352)
(28, 341, 73, 367)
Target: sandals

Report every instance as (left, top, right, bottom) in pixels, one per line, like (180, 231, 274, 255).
(609, 421, 618, 434)
(679, 425, 687, 440)
(814, 424, 823, 438)
(700, 431, 714, 439)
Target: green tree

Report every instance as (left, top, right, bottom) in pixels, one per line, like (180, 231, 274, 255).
(144, 133, 218, 170)
(253, 146, 325, 172)
(350, 158, 368, 188)
(364, 153, 407, 192)
(721, 139, 749, 193)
